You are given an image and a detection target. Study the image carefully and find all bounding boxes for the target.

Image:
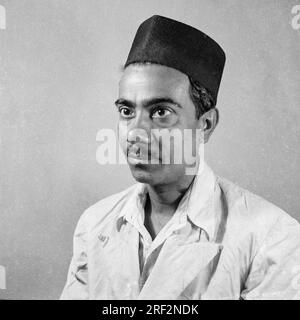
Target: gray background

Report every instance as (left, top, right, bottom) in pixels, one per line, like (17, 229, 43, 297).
(0, 0, 299, 299)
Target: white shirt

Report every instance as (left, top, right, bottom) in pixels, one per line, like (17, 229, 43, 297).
(60, 163, 300, 300)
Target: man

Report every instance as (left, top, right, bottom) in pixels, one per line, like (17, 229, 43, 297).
(61, 15, 300, 299)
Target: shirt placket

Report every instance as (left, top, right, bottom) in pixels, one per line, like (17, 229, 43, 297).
(138, 211, 188, 289)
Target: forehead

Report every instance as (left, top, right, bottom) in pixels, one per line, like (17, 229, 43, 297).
(119, 64, 189, 100)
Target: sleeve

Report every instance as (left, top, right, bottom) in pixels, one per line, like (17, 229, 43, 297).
(60, 212, 89, 300)
(241, 214, 300, 300)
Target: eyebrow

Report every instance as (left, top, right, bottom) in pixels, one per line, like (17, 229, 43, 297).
(114, 97, 183, 109)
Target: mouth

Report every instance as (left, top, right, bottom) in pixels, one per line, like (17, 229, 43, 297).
(127, 147, 148, 164)
(127, 145, 161, 165)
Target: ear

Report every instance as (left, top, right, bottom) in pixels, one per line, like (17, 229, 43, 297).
(199, 108, 219, 143)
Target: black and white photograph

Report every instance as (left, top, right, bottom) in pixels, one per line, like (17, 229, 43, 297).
(1, 0, 300, 303)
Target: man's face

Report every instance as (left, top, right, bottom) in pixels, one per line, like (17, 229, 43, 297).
(116, 63, 203, 186)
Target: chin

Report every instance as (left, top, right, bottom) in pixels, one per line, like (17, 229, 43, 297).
(129, 163, 160, 184)
(129, 163, 176, 187)
(130, 165, 152, 183)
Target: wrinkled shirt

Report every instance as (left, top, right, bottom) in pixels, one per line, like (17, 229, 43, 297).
(60, 163, 300, 300)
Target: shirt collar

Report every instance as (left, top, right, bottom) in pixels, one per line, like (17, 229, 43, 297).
(117, 183, 147, 223)
(117, 162, 217, 241)
(184, 162, 217, 240)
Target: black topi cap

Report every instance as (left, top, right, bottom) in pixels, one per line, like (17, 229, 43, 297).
(125, 15, 226, 102)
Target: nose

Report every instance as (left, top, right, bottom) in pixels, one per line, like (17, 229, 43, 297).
(127, 110, 151, 145)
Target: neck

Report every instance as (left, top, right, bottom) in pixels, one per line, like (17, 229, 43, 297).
(145, 172, 196, 217)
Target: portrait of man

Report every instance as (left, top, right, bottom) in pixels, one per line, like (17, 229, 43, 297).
(60, 15, 300, 300)
(1, 1, 300, 303)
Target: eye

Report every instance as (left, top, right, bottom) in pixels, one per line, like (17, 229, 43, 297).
(118, 106, 135, 118)
(151, 107, 172, 118)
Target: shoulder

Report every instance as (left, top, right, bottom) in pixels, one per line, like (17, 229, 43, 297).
(76, 183, 139, 232)
(215, 175, 299, 245)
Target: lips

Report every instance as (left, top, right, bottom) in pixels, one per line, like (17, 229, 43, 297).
(127, 145, 147, 161)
